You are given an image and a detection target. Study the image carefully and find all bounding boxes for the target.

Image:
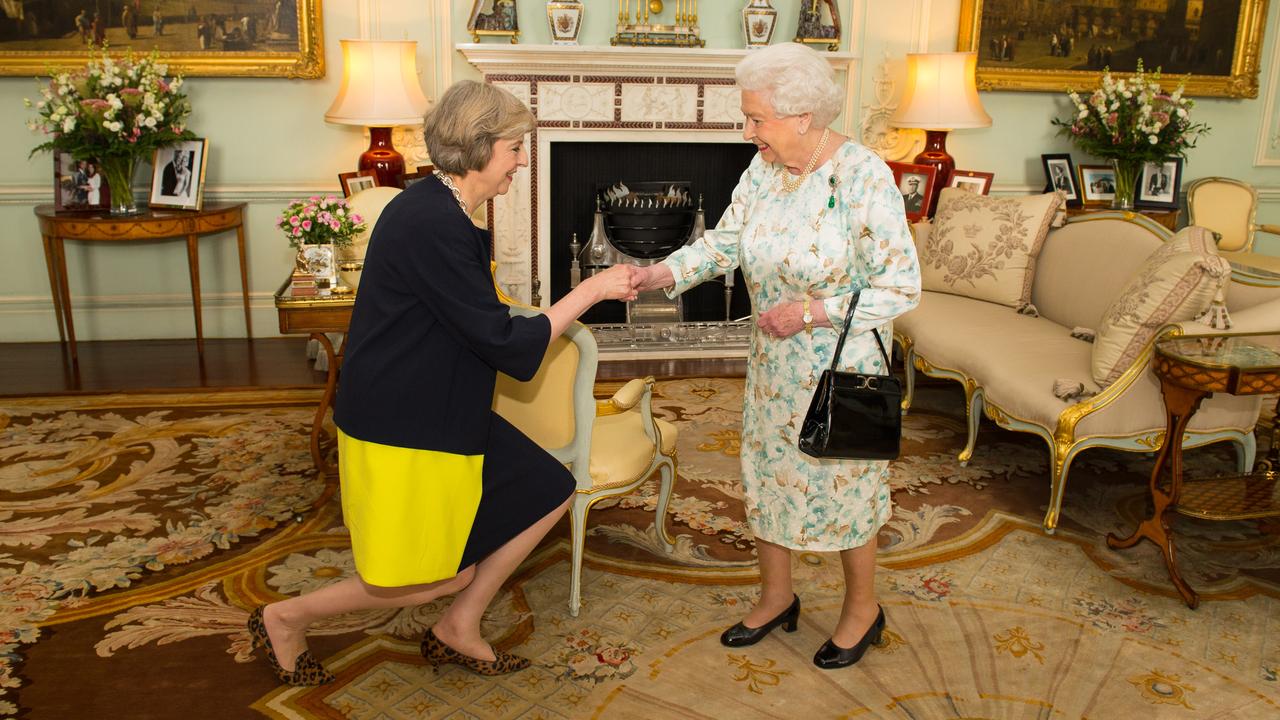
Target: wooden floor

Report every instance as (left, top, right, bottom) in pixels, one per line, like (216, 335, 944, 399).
(0, 338, 747, 396)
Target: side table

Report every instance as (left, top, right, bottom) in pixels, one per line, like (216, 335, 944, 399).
(35, 202, 252, 366)
(274, 278, 354, 475)
(1106, 333, 1280, 608)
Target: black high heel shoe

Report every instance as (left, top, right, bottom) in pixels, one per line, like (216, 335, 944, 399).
(813, 605, 886, 669)
(720, 595, 800, 647)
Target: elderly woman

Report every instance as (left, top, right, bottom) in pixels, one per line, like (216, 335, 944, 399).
(248, 80, 639, 685)
(634, 43, 920, 669)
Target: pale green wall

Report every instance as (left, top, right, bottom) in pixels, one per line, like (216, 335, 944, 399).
(1, 0, 1276, 344)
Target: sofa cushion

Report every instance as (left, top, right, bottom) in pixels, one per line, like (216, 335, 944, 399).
(1091, 229, 1231, 386)
(917, 189, 1063, 311)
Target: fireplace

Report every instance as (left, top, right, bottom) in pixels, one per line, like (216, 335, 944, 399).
(448, 44, 858, 354)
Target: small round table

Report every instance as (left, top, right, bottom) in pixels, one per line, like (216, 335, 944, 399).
(1106, 333, 1280, 608)
(35, 202, 252, 366)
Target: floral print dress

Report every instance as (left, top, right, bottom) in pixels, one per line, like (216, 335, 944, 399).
(662, 142, 921, 551)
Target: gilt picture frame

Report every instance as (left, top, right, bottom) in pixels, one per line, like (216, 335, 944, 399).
(0, 0, 324, 78)
(956, 0, 1268, 98)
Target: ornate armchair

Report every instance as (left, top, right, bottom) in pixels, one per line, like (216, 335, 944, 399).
(1186, 177, 1280, 284)
(492, 305, 678, 616)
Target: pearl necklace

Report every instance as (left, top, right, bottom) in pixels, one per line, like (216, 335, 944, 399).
(434, 171, 469, 214)
(780, 128, 830, 193)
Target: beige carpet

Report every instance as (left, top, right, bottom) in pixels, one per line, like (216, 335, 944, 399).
(2, 382, 1278, 718)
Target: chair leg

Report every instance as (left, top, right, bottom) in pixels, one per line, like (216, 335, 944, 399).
(653, 457, 677, 552)
(901, 345, 916, 414)
(568, 494, 589, 618)
(958, 388, 983, 467)
(1233, 432, 1257, 473)
(1042, 442, 1078, 535)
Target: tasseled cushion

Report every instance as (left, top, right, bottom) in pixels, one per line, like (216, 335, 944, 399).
(1017, 303, 1040, 317)
(1053, 379, 1096, 402)
(1071, 327, 1096, 342)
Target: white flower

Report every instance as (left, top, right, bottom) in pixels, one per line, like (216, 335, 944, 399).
(62, 117, 75, 133)
(144, 116, 157, 128)
(1149, 135, 1158, 144)
(1078, 110, 1088, 120)
(1177, 108, 1188, 118)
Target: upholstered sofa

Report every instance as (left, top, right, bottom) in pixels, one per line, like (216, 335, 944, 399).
(895, 210, 1280, 533)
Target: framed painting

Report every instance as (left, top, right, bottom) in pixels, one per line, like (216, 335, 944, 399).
(957, 0, 1267, 98)
(886, 161, 937, 223)
(1077, 164, 1116, 207)
(1136, 157, 1184, 210)
(0, 1, 323, 78)
(948, 169, 994, 195)
(1041, 153, 1080, 208)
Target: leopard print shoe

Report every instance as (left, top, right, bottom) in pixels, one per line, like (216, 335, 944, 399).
(247, 605, 336, 686)
(420, 627, 531, 676)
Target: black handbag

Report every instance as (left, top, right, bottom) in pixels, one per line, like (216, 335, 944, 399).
(798, 292, 902, 460)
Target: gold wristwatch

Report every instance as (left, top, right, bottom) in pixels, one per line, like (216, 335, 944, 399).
(802, 297, 813, 334)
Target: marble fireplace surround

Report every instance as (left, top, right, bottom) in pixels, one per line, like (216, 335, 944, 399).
(455, 44, 859, 306)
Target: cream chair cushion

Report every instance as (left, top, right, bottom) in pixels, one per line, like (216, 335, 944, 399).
(1091, 227, 1231, 386)
(588, 413, 677, 490)
(917, 189, 1063, 311)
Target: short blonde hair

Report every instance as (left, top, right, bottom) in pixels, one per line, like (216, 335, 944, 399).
(423, 80, 535, 175)
(736, 43, 844, 129)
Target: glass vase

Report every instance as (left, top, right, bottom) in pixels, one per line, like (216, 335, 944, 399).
(1110, 158, 1141, 211)
(98, 155, 142, 216)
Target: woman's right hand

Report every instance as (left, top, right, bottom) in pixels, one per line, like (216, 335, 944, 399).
(589, 264, 641, 303)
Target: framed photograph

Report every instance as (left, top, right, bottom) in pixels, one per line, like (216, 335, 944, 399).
(53, 151, 110, 212)
(956, 0, 1267, 98)
(467, 0, 520, 43)
(1137, 158, 1184, 210)
(148, 139, 208, 211)
(1041, 154, 1081, 208)
(399, 169, 430, 188)
(948, 170, 994, 196)
(0, 1, 323, 78)
(339, 171, 378, 197)
(1077, 164, 1117, 207)
(886, 161, 937, 223)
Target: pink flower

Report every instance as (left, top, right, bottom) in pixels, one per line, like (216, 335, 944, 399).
(289, 216, 301, 227)
(351, 214, 364, 224)
(329, 220, 340, 231)
(120, 87, 142, 96)
(292, 227, 302, 237)
(301, 220, 312, 231)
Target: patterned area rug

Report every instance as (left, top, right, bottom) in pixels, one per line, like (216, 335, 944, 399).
(1, 382, 1278, 718)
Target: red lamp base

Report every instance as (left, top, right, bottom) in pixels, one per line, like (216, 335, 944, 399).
(358, 126, 405, 189)
(913, 129, 954, 218)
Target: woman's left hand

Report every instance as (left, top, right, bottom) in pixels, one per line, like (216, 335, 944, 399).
(757, 302, 805, 339)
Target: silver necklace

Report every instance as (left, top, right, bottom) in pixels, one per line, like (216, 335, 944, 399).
(434, 171, 469, 214)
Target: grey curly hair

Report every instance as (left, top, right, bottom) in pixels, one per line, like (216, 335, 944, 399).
(735, 43, 844, 128)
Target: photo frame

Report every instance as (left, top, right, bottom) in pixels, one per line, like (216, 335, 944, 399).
(399, 169, 430, 188)
(467, 0, 520, 43)
(1077, 164, 1117, 207)
(1136, 158, 1184, 210)
(947, 170, 994, 196)
(886, 161, 937, 223)
(1041, 154, 1081, 208)
(0, 1, 324, 78)
(149, 139, 208, 211)
(339, 170, 378, 197)
(53, 151, 111, 212)
(956, 0, 1268, 98)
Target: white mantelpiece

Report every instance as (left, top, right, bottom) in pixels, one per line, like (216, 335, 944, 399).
(453, 44, 859, 305)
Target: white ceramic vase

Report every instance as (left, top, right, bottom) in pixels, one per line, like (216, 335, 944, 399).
(547, 0, 583, 45)
(742, 0, 777, 49)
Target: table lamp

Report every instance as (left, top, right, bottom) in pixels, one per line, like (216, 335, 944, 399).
(325, 39, 431, 188)
(890, 52, 992, 216)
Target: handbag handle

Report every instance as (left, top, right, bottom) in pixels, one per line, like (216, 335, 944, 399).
(827, 290, 890, 373)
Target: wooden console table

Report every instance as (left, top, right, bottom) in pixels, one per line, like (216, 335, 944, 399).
(1065, 206, 1179, 231)
(274, 279, 354, 475)
(36, 202, 252, 366)
(1107, 333, 1280, 608)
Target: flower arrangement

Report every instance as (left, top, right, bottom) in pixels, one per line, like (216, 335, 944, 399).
(277, 196, 367, 248)
(25, 47, 194, 214)
(1052, 61, 1209, 208)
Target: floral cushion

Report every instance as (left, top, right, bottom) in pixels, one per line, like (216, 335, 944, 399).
(918, 189, 1063, 311)
(1091, 226, 1230, 386)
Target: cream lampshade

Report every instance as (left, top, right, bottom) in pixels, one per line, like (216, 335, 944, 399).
(325, 39, 431, 188)
(891, 52, 992, 216)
